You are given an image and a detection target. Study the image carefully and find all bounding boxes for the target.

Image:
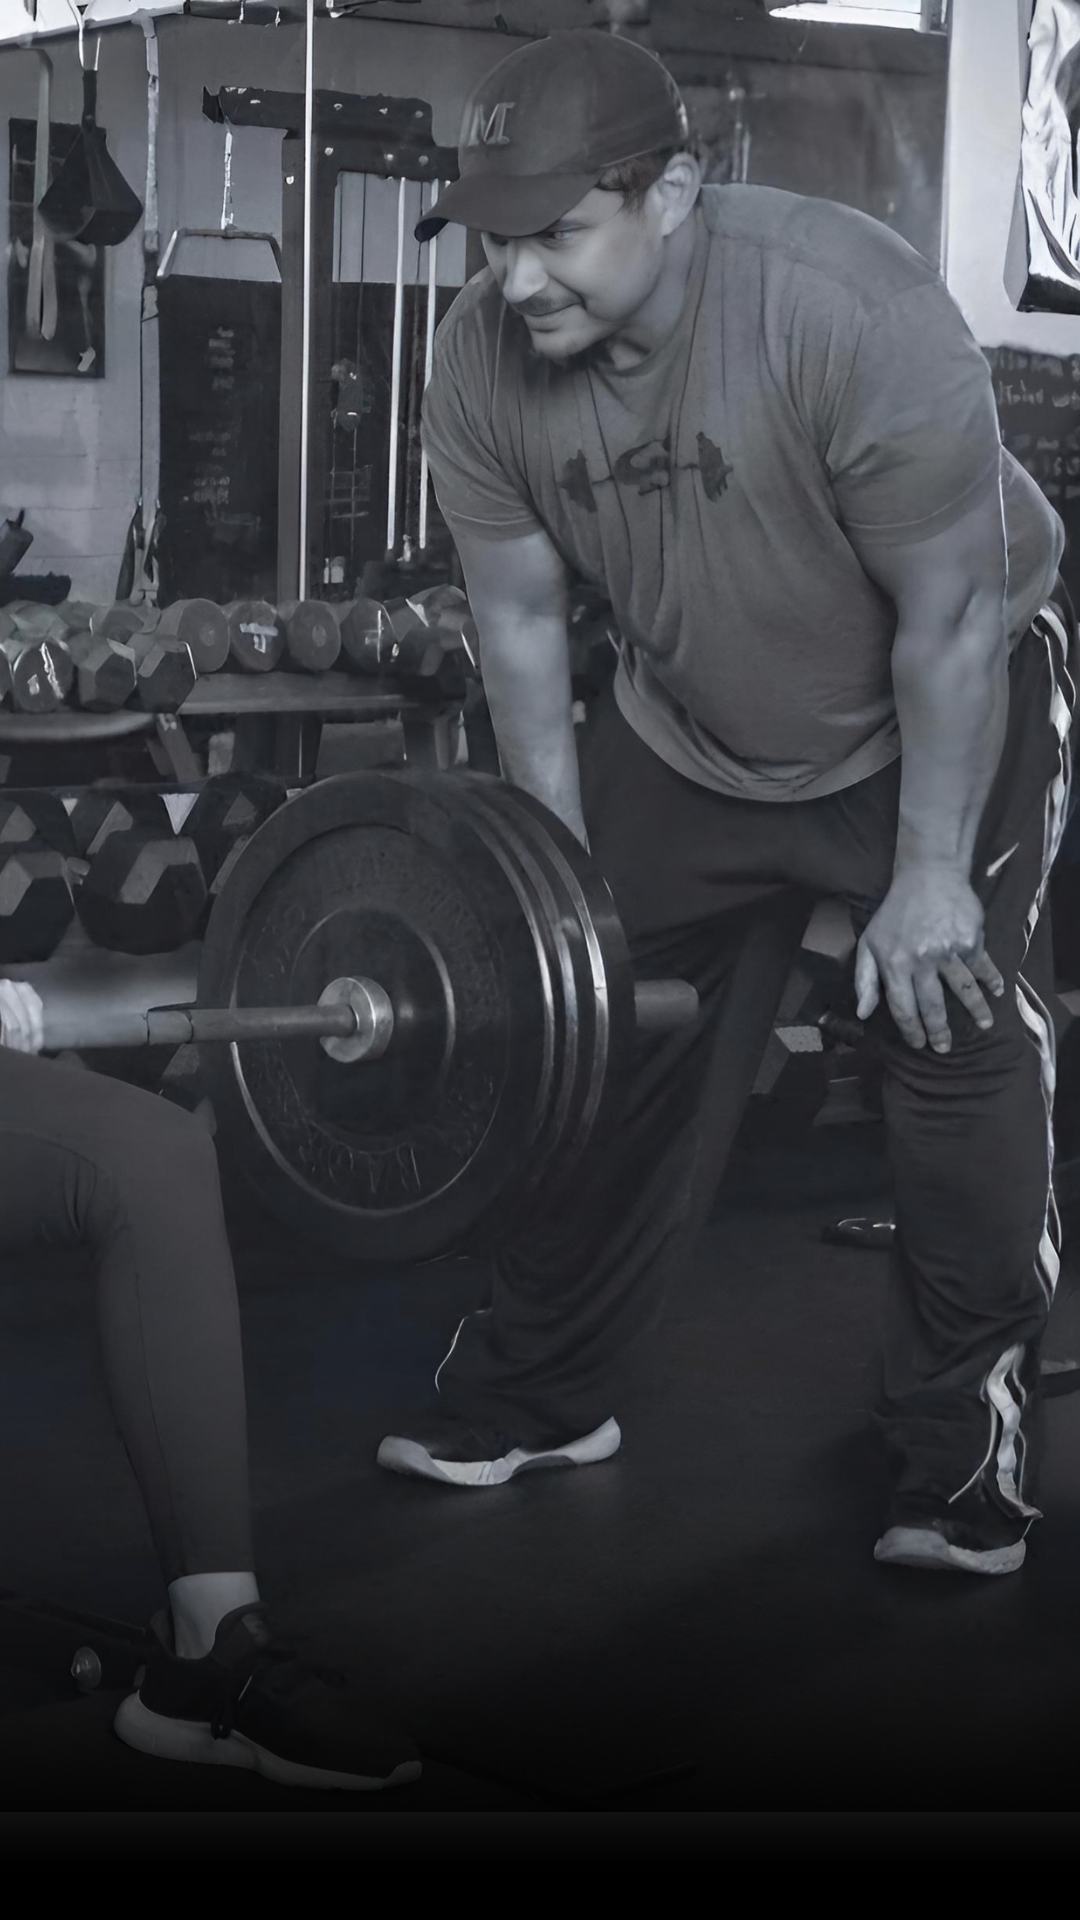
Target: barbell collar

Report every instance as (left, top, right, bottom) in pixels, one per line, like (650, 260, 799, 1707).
(633, 979, 699, 1032)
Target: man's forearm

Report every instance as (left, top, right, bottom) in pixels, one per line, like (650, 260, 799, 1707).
(479, 615, 587, 840)
(891, 610, 1009, 878)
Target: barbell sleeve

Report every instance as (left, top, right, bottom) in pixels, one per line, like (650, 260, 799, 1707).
(151, 1005, 364, 1046)
(633, 979, 700, 1031)
(39, 1002, 363, 1053)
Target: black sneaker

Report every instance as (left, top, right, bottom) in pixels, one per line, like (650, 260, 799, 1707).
(376, 1413, 622, 1487)
(113, 1605, 421, 1792)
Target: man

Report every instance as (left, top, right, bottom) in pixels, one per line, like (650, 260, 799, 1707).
(0, 977, 418, 1791)
(376, 30, 1076, 1579)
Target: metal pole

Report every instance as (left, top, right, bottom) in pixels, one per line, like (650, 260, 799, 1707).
(298, 0, 316, 598)
(36, 978, 698, 1055)
(419, 181, 440, 550)
(386, 176, 407, 557)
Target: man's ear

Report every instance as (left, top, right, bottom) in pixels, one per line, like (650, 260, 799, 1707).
(658, 154, 703, 236)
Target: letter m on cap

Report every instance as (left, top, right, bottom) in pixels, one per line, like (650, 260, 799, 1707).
(465, 100, 514, 148)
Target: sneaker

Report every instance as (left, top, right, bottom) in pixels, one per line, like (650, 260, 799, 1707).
(113, 1605, 420, 1792)
(874, 1524, 1026, 1577)
(376, 1413, 622, 1487)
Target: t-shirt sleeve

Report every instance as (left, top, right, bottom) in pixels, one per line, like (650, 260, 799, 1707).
(421, 323, 542, 543)
(824, 279, 1004, 547)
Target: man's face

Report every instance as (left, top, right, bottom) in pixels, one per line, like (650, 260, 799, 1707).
(481, 184, 670, 362)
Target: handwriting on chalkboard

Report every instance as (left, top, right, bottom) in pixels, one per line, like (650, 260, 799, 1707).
(157, 280, 280, 604)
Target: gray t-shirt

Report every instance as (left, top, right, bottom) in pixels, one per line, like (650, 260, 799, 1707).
(422, 184, 1065, 802)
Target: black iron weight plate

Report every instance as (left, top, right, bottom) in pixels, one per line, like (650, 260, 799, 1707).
(450, 777, 637, 1233)
(197, 773, 558, 1264)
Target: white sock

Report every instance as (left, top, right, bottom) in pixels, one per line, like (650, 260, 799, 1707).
(167, 1571, 262, 1660)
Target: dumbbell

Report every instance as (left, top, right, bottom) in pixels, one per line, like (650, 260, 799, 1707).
(127, 633, 198, 713)
(335, 598, 396, 675)
(69, 786, 173, 860)
(223, 601, 284, 674)
(4, 602, 73, 644)
(383, 601, 445, 676)
(155, 600, 230, 676)
(0, 635, 74, 712)
(340, 597, 444, 686)
(405, 584, 478, 661)
(75, 827, 207, 955)
(0, 790, 76, 962)
(277, 600, 342, 674)
(66, 633, 138, 712)
(89, 604, 150, 646)
(399, 650, 471, 708)
(382, 602, 470, 701)
(183, 772, 287, 901)
(52, 599, 99, 632)
(0, 790, 76, 856)
(0, 845, 74, 961)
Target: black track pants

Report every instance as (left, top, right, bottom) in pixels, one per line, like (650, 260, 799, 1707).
(436, 603, 1076, 1546)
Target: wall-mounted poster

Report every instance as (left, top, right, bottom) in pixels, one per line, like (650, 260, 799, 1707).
(1006, 0, 1080, 313)
(8, 116, 105, 377)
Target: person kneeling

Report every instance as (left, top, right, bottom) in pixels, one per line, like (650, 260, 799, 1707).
(0, 978, 418, 1793)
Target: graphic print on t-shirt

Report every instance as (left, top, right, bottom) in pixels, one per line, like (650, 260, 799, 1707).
(559, 433, 734, 512)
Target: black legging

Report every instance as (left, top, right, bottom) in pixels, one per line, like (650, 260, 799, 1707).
(0, 1049, 252, 1584)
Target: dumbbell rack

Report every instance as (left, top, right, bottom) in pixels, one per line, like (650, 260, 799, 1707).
(0, 670, 466, 785)
(173, 669, 464, 781)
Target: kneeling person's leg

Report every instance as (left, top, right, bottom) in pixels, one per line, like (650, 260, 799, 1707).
(0, 1050, 254, 1596)
(0, 1051, 419, 1790)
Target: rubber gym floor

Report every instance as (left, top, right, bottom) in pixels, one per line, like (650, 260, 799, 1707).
(0, 1079, 1078, 1820)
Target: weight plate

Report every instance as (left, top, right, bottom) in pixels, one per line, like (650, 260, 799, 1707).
(197, 772, 557, 1264)
(463, 779, 637, 1219)
(425, 778, 573, 1240)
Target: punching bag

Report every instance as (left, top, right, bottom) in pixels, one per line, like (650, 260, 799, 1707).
(37, 66, 142, 249)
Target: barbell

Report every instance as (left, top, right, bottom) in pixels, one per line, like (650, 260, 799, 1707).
(36, 771, 701, 1265)
(40, 973, 698, 1057)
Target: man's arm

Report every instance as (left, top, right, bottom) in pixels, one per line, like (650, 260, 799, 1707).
(844, 485, 1010, 1052)
(452, 523, 587, 845)
(849, 485, 1010, 877)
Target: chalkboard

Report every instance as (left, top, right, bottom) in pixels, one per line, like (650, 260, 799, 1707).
(984, 346, 1080, 612)
(157, 278, 281, 606)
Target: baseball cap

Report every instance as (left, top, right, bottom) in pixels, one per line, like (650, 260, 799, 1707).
(415, 30, 689, 244)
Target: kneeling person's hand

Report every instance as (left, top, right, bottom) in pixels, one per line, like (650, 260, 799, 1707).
(0, 979, 45, 1054)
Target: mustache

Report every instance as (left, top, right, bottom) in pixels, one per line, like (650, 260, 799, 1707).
(510, 297, 578, 318)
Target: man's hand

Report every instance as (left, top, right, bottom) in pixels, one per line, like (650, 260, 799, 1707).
(854, 867, 1005, 1054)
(0, 979, 45, 1054)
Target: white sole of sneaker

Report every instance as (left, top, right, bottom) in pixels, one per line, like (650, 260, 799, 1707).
(113, 1693, 422, 1792)
(376, 1416, 622, 1487)
(873, 1526, 1026, 1576)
